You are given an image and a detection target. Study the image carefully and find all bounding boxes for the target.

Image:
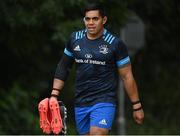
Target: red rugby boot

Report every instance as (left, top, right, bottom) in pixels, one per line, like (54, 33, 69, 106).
(38, 98, 51, 134)
(49, 97, 63, 134)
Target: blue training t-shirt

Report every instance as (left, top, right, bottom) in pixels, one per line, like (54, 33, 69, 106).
(64, 29, 130, 106)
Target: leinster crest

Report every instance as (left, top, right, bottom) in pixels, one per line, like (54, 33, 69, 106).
(99, 45, 108, 54)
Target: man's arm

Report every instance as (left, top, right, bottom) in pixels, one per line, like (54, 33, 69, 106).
(118, 64, 144, 124)
(51, 54, 74, 98)
(51, 78, 65, 97)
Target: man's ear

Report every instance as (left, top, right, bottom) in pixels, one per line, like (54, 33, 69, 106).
(83, 17, 86, 22)
(103, 16, 107, 25)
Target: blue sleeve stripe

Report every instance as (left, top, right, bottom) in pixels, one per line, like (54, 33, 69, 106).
(75, 30, 85, 40)
(76, 31, 79, 39)
(103, 32, 115, 44)
(109, 37, 115, 44)
(81, 30, 83, 38)
(64, 48, 74, 57)
(78, 31, 81, 39)
(107, 35, 113, 42)
(116, 56, 130, 67)
(104, 33, 110, 41)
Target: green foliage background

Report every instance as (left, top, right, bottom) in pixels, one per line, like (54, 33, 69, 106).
(0, 0, 179, 134)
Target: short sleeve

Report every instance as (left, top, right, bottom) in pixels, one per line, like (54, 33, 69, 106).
(114, 40, 131, 68)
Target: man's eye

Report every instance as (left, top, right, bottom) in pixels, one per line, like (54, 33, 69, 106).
(84, 17, 99, 22)
(92, 17, 99, 21)
(84, 17, 90, 21)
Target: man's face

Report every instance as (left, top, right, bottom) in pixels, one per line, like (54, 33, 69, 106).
(84, 10, 107, 36)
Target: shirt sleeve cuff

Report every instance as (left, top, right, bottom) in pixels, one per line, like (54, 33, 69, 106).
(116, 56, 131, 68)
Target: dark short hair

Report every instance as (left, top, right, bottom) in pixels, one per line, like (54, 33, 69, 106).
(83, 2, 106, 17)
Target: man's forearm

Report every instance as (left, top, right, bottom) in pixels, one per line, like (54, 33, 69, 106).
(123, 76, 139, 102)
(51, 78, 65, 97)
(118, 65, 142, 109)
(122, 74, 142, 109)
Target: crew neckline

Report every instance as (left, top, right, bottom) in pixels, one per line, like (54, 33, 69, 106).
(85, 29, 107, 42)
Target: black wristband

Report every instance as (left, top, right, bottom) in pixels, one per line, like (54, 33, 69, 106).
(133, 106, 142, 111)
(52, 88, 61, 91)
(51, 94, 58, 97)
(132, 100, 141, 105)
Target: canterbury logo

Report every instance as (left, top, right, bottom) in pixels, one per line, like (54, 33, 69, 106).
(74, 45, 81, 51)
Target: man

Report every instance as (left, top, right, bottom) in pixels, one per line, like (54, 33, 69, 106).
(50, 2, 144, 135)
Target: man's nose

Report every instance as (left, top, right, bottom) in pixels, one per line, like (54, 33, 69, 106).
(88, 19, 94, 24)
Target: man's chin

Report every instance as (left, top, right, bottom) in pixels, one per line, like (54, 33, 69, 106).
(88, 30, 96, 35)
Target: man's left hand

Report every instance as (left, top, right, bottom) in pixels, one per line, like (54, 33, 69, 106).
(133, 109, 144, 124)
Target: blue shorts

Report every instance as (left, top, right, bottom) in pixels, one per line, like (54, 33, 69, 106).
(75, 103, 116, 134)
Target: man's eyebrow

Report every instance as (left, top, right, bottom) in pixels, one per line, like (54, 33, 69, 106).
(85, 16, 99, 18)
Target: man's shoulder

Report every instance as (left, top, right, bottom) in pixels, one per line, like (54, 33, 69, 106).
(103, 29, 121, 45)
(70, 29, 86, 41)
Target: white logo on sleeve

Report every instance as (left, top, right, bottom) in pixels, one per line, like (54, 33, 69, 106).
(74, 45, 81, 51)
(99, 119, 107, 125)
